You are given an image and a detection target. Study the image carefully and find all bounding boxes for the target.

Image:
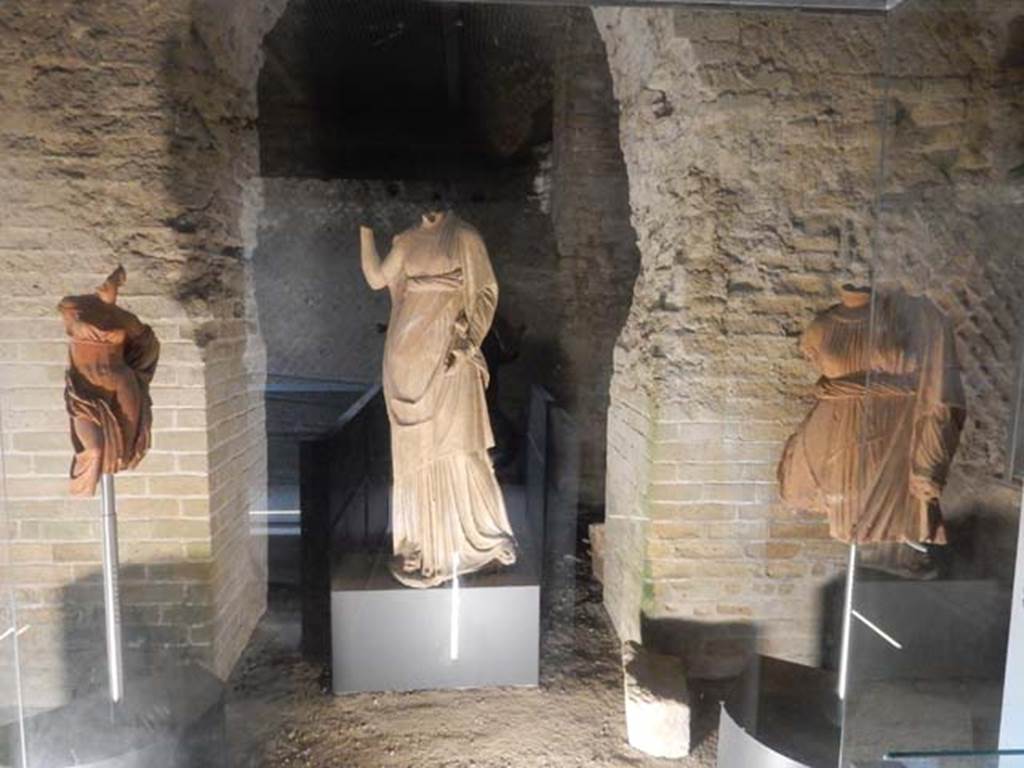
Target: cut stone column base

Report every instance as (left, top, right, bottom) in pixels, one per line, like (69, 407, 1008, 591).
(622, 641, 691, 759)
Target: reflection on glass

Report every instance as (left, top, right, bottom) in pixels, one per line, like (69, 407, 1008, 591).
(885, 749, 1024, 767)
(1, 397, 29, 768)
(840, 0, 1024, 765)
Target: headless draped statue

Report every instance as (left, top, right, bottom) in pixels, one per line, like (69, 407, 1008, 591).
(778, 285, 965, 549)
(58, 266, 160, 496)
(360, 211, 517, 588)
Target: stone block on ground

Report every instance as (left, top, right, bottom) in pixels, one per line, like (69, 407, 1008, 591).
(622, 641, 691, 759)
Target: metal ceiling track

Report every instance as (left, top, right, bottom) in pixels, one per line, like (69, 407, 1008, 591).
(439, 0, 909, 12)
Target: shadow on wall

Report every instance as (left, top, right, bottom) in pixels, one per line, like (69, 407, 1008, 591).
(1001, 14, 1024, 70)
(815, 493, 1017, 686)
(157, 0, 294, 348)
(817, 573, 848, 675)
(152, 2, 278, 683)
(942, 471, 1023, 584)
(0, 562, 234, 768)
(632, 483, 1023, 684)
(158, 25, 252, 334)
(58, 561, 213, 702)
(640, 614, 760, 682)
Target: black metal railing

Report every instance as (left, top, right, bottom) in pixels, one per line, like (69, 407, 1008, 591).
(299, 385, 390, 659)
(298, 382, 579, 659)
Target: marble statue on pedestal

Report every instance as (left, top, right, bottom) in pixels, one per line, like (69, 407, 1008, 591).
(58, 266, 160, 497)
(778, 285, 965, 546)
(360, 211, 517, 588)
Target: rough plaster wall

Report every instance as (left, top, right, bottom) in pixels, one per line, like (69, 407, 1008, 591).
(254, 180, 400, 385)
(595, 1, 1024, 676)
(0, 0, 286, 701)
(602, 385, 653, 644)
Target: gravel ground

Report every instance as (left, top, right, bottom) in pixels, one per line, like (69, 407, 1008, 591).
(224, 559, 723, 767)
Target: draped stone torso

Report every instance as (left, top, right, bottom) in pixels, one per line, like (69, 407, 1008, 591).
(58, 292, 160, 497)
(376, 214, 515, 587)
(778, 291, 965, 544)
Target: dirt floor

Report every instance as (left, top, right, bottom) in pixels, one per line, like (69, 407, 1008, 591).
(224, 559, 723, 767)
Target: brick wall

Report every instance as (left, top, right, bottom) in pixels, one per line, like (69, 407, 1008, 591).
(202, 267, 270, 678)
(0, 0, 287, 703)
(595, 1, 1024, 676)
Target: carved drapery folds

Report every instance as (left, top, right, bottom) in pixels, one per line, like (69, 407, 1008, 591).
(58, 267, 161, 497)
(361, 212, 517, 588)
(779, 287, 965, 544)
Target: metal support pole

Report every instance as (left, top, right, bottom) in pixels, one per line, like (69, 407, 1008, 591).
(100, 473, 124, 703)
(836, 543, 858, 768)
(837, 543, 857, 703)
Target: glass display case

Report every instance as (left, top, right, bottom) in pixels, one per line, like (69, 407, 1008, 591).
(0, 0, 1021, 766)
(710, 1, 1023, 766)
(881, 752, 1024, 768)
(837, 0, 1024, 764)
(1, 398, 28, 768)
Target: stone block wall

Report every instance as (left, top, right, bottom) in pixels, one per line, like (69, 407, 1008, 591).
(603, 380, 654, 644)
(595, 1, 1024, 676)
(203, 270, 270, 678)
(0, 0, 287, 704)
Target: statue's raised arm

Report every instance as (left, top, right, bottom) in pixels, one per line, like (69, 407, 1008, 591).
(360, 225, 405, 291)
